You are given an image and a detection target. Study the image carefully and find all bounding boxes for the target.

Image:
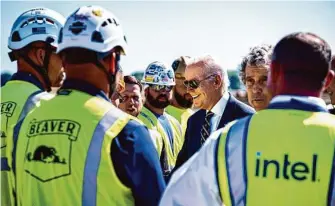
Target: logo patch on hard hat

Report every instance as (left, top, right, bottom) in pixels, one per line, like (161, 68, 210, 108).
(24, 119, 80, 182)
(74, 14, 89, 21)
(145, 76, 154, 83)
(69, 21, 87, 35)
(92, 9, 103, 17)
(32, 27, 46, 34)
(30, 8, 45, 16)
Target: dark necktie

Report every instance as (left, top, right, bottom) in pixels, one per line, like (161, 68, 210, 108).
(200, 111, 214, 145)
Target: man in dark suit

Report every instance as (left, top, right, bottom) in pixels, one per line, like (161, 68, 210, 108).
(173, 55, 255, 171)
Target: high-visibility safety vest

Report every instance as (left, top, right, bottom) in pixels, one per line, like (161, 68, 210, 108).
(1, 79, 45, 206)
(165, 105, 193, 140)
(14, 89, 136, 206)
(138, 107, 183, 174)
(217, 109, 335, 206)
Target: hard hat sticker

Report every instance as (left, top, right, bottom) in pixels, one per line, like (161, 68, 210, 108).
(73, 14, 89, 21)
(92, 9, 103, 17)
(69, 21, 87, 35)
(142, 61, 176, 85)
(145, 76, 154, 82)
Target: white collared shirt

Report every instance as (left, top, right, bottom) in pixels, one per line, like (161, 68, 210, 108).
(207, 92, 229, 134)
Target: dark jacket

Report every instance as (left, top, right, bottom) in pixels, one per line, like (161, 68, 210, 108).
(173, 94, 255, 172)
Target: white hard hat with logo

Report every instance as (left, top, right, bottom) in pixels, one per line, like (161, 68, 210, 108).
(8, 7, 65, 50)
(142, 61, 175, 86)
(57, 5, 127, 54)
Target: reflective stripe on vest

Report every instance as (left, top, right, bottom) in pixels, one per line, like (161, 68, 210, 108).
(12, 91, 45, 173)
(82, 108, 118, 206)
(138, 107, 182, 160)
(328, 149, 335, 205)
(1, 157, 10, 171)
(2, 90, 43, 171)
(225, 116, 251, 206)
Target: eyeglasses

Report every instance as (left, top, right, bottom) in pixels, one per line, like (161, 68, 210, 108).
(183, 74, 216, 89)
(148, 84, 173, 92)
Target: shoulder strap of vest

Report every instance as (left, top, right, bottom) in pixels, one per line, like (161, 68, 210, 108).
(12, 91, 49, 174)
(82, 106, 130, 205)
(220, 115, 252, 206)
(165, 113, 182, 135)
(139, 107, 157, 126)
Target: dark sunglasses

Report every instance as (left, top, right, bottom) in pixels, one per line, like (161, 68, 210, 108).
(183, 74, 216, 89)
(148, 84, 173, 92)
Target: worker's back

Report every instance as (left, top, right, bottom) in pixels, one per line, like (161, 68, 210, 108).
(14, 89, 136, 206)
(217, 101, 335, 206)
(1, 76, 45, 206)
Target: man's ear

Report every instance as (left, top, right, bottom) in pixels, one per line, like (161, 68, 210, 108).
(324, 70, 335, 90)
(214, 74, 223, 89)
(268, 62, 281, 95)
(144, 87, 149, 96)
(35, 48, 46, 66)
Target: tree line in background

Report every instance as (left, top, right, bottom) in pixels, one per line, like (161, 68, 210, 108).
(3, 70, 328, 105)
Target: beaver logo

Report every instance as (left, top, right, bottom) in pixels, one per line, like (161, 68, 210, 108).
(1, 101, 17, 149)
(27, 145, 66, 164)
(24, 119, 80, 182)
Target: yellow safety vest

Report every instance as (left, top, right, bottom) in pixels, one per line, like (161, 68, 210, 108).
(1, 79, 45, 206)
(217, 109, 335, 206)
(165, 105, 193, 140)
(138, 107, 183, 175)
(14, 89, 135, 206)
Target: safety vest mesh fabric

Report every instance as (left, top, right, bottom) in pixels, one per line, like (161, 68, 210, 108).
(138, 107, 183, 170)
(165, 105, 193, 141)
(15, 90, 134, 206)
(1, 80, 42, 206)
(217, 110, 335, 206)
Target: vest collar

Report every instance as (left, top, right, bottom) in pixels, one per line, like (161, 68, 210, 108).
(10, 72, 44, 90)
(268, 95, 328, 113)
(59, 79, 110, 102)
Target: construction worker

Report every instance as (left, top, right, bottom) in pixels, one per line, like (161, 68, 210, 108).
(1, 8, 65, 205)
(160, 32, 335, 206)
(166, 56, 194, 139)
(115, 75, 161, 146)
(13, 5, 165, 206)
(138, 61, 183, 181)
(117, 75, 144, 117)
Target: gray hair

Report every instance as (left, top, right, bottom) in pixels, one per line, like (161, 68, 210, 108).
(240, 44, 273, 83)
(187, 55, 230, 91)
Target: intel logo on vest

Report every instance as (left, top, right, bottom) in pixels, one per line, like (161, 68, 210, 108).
(255, 152, 318, 182)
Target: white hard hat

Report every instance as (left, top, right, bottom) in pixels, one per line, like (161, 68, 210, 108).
(142, 61, 175, 86)
(8, 8, 65, 50)
(57, 5, 127, 54)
